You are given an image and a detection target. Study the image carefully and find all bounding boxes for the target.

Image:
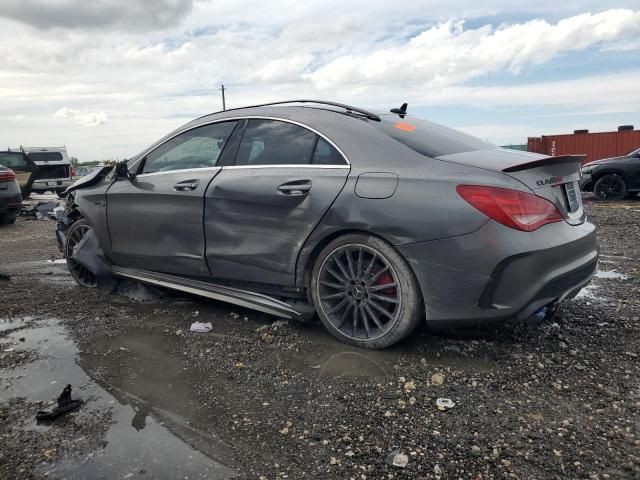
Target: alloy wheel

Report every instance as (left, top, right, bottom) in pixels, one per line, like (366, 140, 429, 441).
(65, 224, 97, 288)
(317, 244, 401, 341)
(596, 177, 624, 199)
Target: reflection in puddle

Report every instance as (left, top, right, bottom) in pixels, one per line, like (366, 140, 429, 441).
(0, 318, 235, 479)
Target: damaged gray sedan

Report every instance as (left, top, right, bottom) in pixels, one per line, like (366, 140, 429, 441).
(57, 100, 598, 348)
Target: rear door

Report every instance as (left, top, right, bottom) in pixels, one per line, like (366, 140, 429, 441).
(204, 118, 350, 286)
(107, 121, 238, 276)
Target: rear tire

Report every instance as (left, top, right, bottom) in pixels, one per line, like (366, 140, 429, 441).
(310, 234, 423, 349)
(64, 219, 97, 288)
(594, 174, 627, 200)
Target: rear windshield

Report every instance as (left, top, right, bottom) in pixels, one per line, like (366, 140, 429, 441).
(28, 152, 64, 162)
(376, 116, 493, 158)
(0, 152, 25, 168)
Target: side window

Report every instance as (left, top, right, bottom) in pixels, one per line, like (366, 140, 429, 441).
(312, 138, 346, 165)
(142, 121, 237, 174)
(235, 119, 317, 166)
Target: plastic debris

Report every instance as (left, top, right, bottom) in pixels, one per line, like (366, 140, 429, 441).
(36, 384, 82, 422)
(436, 398, 455, 411)
(190, 322, 213, 333)
(385, 450, 409, 468)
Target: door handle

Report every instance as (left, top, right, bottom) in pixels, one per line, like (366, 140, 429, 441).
(173, 179, 199, 191)
(277, 179, 312, 196)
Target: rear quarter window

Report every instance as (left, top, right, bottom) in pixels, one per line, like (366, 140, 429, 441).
(376, 117, 493, 158)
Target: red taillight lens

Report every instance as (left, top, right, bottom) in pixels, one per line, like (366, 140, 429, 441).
(0, 169, 16, 182)
(456, 185, 563, 232)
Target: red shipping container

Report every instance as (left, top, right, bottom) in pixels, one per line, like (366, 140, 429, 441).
(527, 128, 640, 164)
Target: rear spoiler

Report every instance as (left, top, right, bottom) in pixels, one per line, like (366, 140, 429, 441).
(502, 154, 586, 173)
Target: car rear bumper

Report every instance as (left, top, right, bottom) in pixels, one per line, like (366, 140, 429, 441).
(397, 219, 599, 327)
(33, 178, 73, 190)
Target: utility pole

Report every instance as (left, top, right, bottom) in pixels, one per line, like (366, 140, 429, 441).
(220, 84, 226, 111)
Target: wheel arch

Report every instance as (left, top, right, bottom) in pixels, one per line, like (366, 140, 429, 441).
(592, 168, 629, 184)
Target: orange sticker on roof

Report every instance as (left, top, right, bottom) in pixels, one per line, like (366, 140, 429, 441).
(394, 122, 416, 132)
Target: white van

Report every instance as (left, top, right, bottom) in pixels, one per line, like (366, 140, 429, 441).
(22, 146, 75, 196)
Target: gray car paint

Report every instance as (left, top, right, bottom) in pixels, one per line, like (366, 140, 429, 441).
(62, 104, 598, 329)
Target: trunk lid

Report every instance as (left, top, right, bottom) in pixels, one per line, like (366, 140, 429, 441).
(437, 148, 585, 225)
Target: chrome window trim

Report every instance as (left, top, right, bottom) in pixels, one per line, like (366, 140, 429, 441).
(136, 166, 221, 178)
(223, 164, 350, 170)
(129, 115, 351, 173)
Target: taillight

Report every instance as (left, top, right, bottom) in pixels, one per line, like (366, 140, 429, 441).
(0, 169, 16, 182)
(456, 185, 563, 232)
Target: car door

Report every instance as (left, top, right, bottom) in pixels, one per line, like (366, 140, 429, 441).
(107, 121, 238, 276)
(626, 152, 640, 189)
(204, 118, 350, 286)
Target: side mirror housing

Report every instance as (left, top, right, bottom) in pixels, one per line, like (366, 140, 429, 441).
(115, 160, 134, 179)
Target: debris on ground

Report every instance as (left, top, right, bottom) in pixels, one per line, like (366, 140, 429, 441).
(436, 398, 455, 411)
(36, 384, 82, 422)
(190, 322, 213, 333)
(21, 200, 65, 220)
(385, 450, 409, 468)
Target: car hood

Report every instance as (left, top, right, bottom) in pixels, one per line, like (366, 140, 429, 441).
(582, 156, 626, 168)
(64, 165, 113, 194)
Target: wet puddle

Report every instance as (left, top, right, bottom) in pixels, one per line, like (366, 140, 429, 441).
(0, 318, 236, 479)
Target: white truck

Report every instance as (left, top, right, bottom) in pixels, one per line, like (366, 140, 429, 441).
(21, 146, 75, 197)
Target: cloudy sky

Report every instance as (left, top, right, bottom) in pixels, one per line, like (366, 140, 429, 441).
(1, 0, 639, 162)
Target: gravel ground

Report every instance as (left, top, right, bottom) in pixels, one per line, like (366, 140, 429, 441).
(0, 198, 638, 479)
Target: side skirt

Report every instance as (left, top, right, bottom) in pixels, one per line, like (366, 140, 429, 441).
(111, 266, 304, 320)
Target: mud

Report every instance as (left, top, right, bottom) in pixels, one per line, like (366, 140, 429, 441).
(0, 199, 639, 479)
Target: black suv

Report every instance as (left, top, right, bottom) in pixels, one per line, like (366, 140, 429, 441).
(581, 147, 640, 199)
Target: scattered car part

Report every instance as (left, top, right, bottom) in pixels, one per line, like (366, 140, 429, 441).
(436, 398, 455, 411)
(36, 384, 82, 422)
(56, 100, 599, 349)
(190, 322, 213, 333)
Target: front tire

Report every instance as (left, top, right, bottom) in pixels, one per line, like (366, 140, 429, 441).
(64, 219, 97, 288)
(0, 211, 18, 225)
(594, 174, 627, 200)
(310, 234, 423, 349)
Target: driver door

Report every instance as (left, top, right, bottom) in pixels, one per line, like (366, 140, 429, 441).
(107, 121, 238, 276)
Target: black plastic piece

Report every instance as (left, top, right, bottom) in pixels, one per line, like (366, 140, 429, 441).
(390, 103, 408, 117)
(36, 385, 82, 422)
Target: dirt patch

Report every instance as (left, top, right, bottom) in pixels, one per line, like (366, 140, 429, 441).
(0, 200, 638, 479)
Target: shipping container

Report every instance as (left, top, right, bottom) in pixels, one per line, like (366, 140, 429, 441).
(527, 127, 640, 164)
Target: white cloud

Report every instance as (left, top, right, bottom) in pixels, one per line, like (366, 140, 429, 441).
(54, 107, 109, 127)
(0, 2, 638, 160)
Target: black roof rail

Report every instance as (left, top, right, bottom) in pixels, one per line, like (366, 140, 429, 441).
(199, 99, 381, 122)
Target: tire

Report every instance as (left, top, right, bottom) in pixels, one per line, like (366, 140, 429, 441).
(64, 219, 97, 288)
(0, 211, 18, 225)
(310, 233, 423, 349)
(594, 174, 627, 200)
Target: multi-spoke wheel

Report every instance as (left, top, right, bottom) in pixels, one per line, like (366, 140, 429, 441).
(64, 220, 97, 288)
(311, 234, 423, 349)
(594, 174, 627, 200)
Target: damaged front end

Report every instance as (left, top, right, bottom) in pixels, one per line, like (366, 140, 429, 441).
(55, 165, 114, 253)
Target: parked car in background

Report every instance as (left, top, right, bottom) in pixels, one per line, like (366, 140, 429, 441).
(0, 150, 38, 197)
(581, 146, 640, 199)
(22, 146, 75, 197)
(58, 100, 598, 349)
(0, 166, 22, 225)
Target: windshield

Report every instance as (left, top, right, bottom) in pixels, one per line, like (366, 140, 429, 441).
(28, 152, 64, 162)
(375, 116, 494, 158)
(625, 146, 640, 156)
